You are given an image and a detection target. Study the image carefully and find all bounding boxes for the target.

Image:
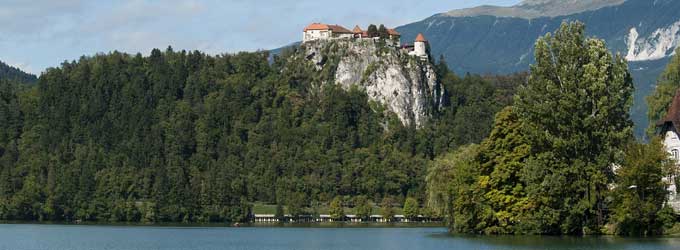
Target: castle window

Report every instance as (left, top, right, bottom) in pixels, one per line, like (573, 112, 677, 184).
(672, 149, 679, 160)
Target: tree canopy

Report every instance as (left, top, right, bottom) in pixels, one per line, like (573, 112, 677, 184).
(0, 43, 522, 223)
(611, 139, 675, 236)
(428, 21, 641, 235)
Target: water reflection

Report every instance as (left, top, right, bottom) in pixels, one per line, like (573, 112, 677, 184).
(0, 224, 678, 250)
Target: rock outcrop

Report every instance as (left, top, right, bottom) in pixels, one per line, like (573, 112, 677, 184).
(301, 39, 440, 128)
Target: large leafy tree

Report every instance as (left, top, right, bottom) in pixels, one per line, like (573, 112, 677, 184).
(426, 144, 483, 233)
(515, 21, 634, 234)
(476, 106, 531, 234)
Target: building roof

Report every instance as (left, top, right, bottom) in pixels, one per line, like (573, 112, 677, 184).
(304, 23, 329, 31)
(657, 89, 680, 132)
(353, 25, 363, 33)
(328, 24, 353, 34)
(303, 23, 353, 34)
(415, 33, 427, 42)
(388, 29, 400, 36)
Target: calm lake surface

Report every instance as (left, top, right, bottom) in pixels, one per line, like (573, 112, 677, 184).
(1, 224, 680, 250)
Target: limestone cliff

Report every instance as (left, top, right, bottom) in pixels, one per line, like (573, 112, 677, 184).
(300, 39, 440, 128)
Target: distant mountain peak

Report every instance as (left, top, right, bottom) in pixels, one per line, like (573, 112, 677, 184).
(443, 0, 625, 19)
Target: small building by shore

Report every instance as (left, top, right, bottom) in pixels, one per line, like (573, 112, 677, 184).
(252, 213, 441, 223)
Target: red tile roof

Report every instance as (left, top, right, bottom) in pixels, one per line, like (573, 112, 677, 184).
(303, 23, 352, 34)
(415, 33, 427, 42)
(353, 25, 363, 34)
(388, 29, 400, 36)
(328, 24, 353, 34)
(658, 89, 680, 132)
(304, 23, 329, 31)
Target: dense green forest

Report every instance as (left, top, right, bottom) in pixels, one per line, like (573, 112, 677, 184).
(0, 61, 37, 84)
(0, 43, 521, 222)
(426, 22, 678, 236)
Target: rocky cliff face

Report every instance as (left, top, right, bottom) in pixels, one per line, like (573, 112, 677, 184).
(301, 40, 440, 128)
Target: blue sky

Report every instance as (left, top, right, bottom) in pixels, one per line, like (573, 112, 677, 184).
(0, 0, 520, 74)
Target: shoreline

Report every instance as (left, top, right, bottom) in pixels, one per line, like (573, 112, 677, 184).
(0, 221, 446, 228)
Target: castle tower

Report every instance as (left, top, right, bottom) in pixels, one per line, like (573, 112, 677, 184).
(414, 33, 428, 58)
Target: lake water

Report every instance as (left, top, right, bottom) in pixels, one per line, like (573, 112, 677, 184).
(1, 224, 680, 250)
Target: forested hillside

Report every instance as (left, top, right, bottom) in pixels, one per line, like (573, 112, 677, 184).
(0, 46, 521, 223)
(0, 61, 36, 84)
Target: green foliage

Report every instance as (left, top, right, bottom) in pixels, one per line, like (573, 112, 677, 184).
(378, 25, 389, 39)
(0, 40, 519, 223)
(367, 25, 378, 38)
(647, 47, 680, 137)
(287, 192, 306, 220)
(476, 106, 531, 234)
(430, 61, 522, 157)
(380, 197, 395, 221)
(361, 62, 379, 83)
(275, 203, 284, 221)
(428, 144, 484, 233)
(353, 196, 372, 220)
(428, 22, 639, 236)
(329, 196, 344, 221)
(402, 197, 419, 220)
(515, 21, 634, 235)
(611, 139, 675, 236)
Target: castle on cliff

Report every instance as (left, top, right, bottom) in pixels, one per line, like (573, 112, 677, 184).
(302, 23, 429, 60)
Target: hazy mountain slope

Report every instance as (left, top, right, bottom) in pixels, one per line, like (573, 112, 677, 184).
(445, 0, 625, 19)
(396, 0, 680, 138)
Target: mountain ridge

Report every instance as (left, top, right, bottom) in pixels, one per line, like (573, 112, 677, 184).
(443, 0, 626, 19)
